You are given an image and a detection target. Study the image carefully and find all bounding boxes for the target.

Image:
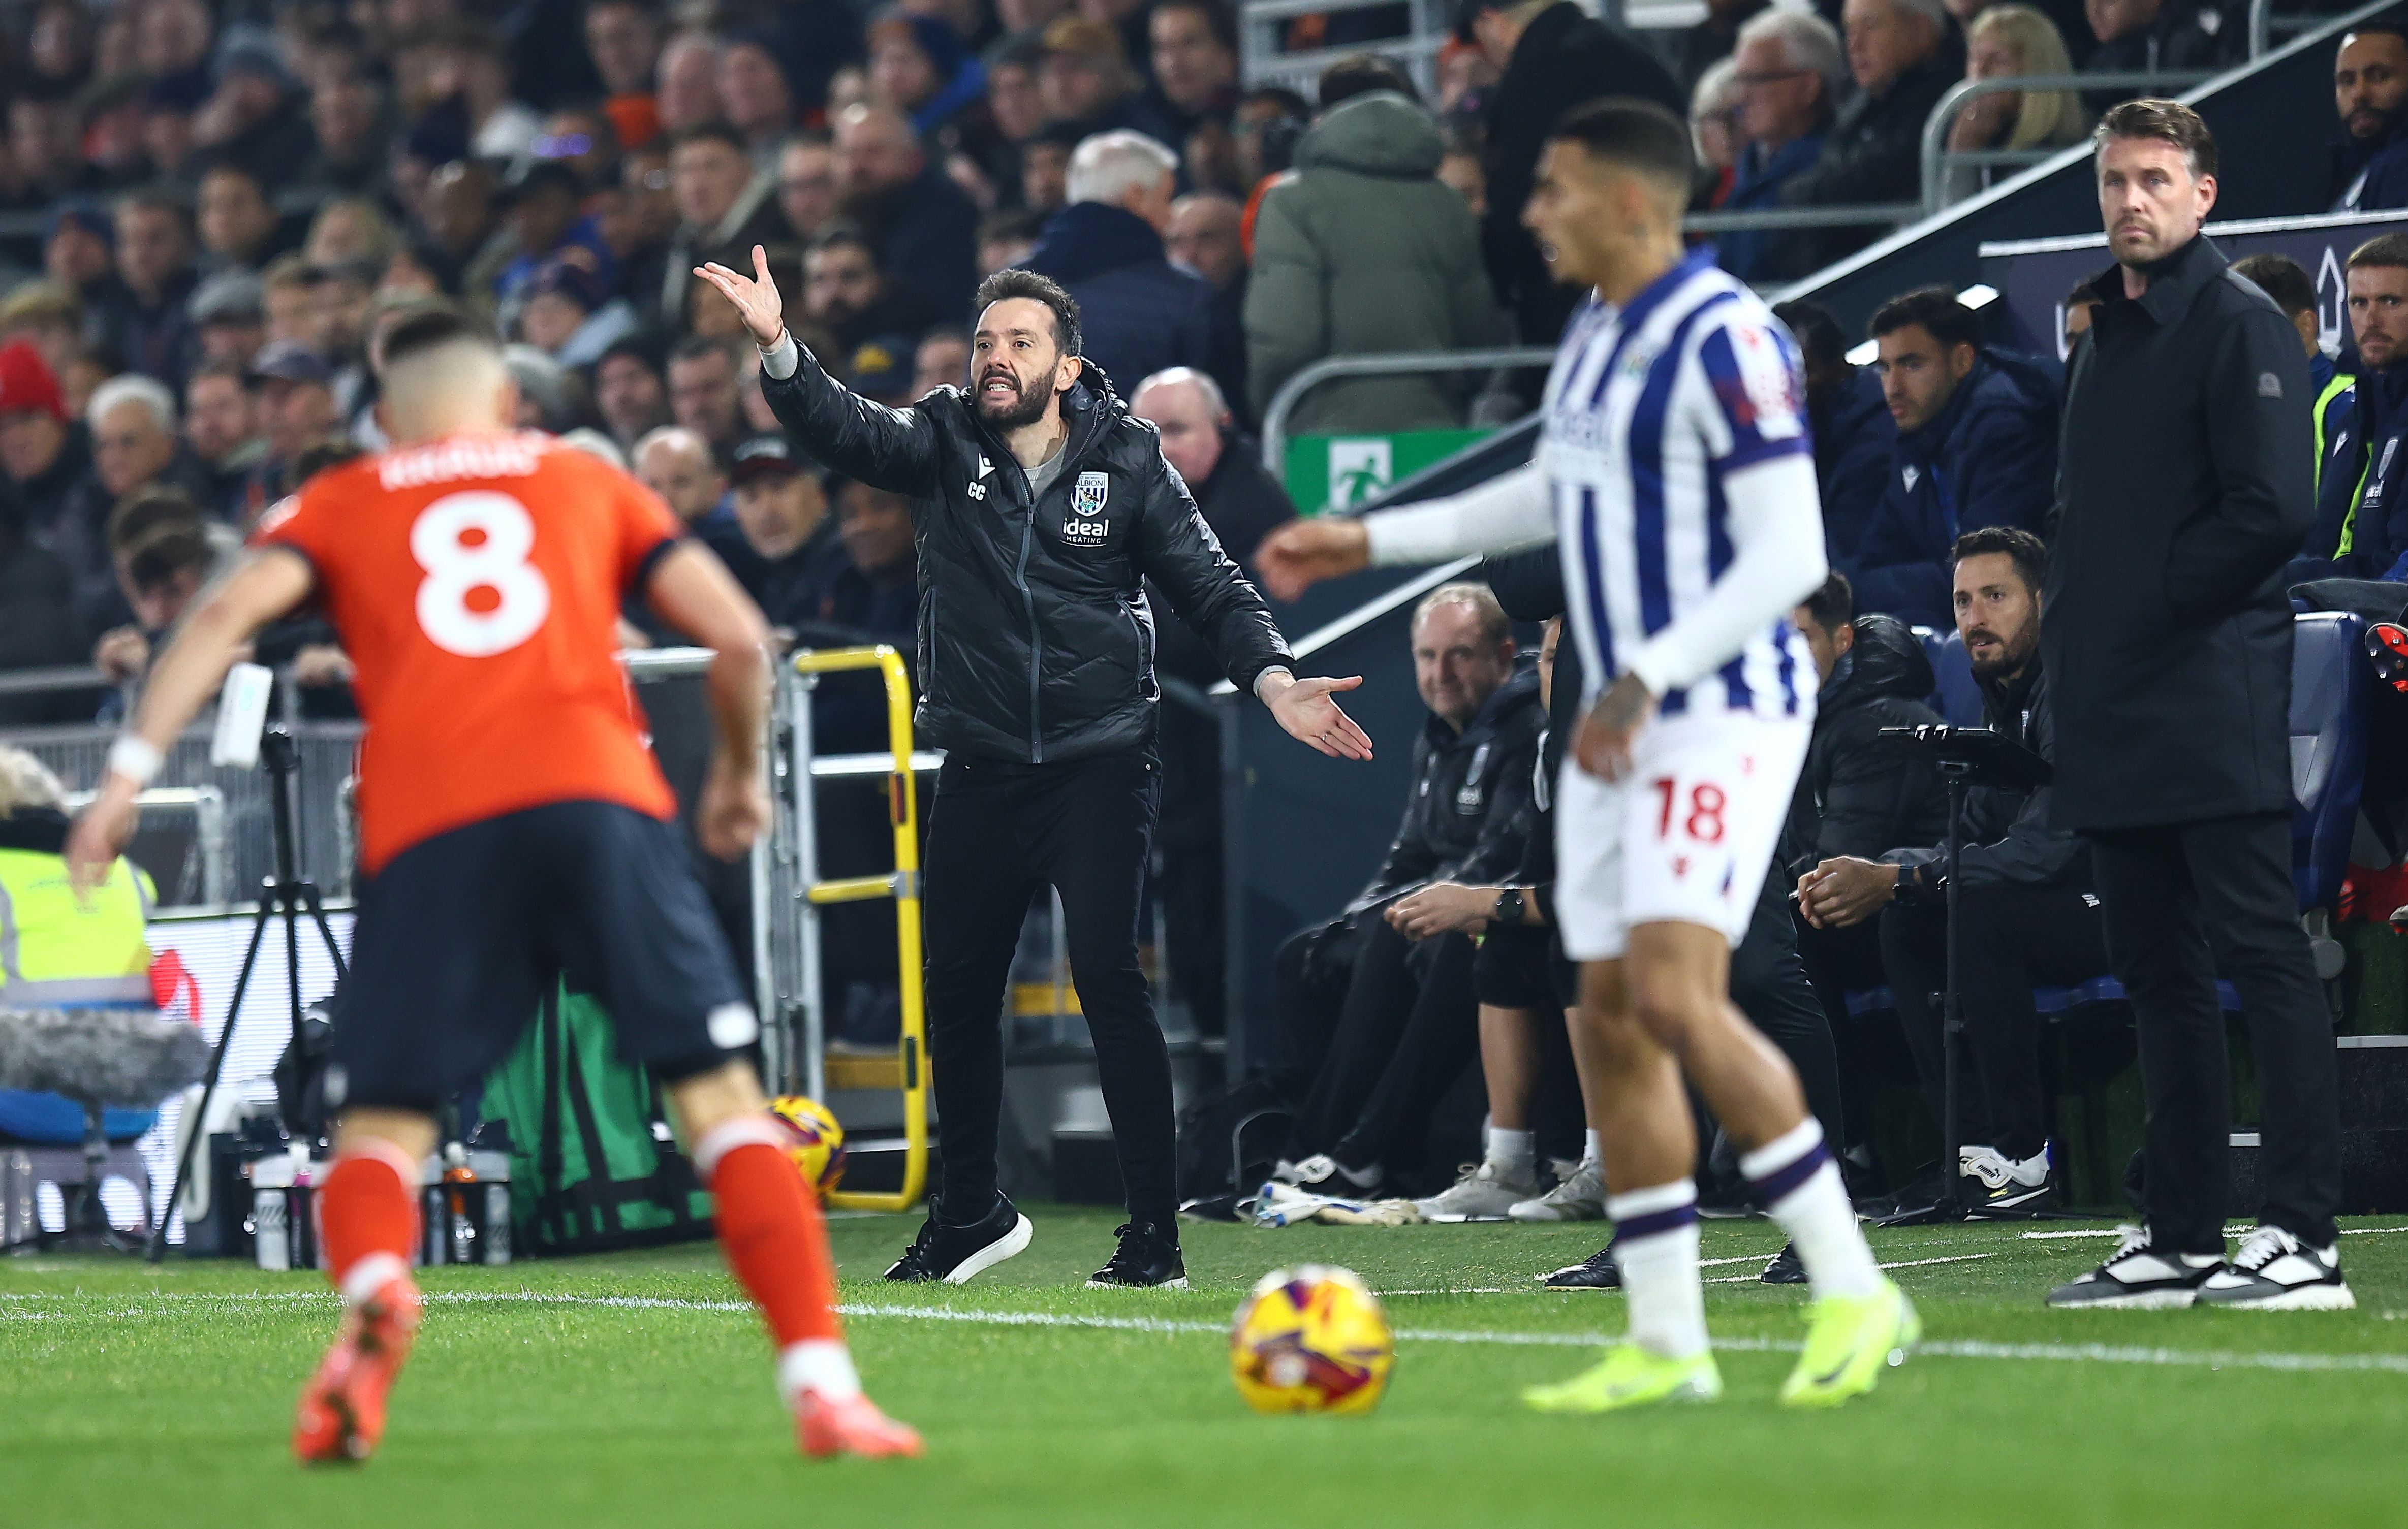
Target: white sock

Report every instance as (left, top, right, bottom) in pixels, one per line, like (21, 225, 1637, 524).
(777, 1339, 861, 1406)
(1740, 1119, 1883, 1300)
(1583, 1129, 1602, 1165)
(1486, 1125, 1536, 1175)
(1607, 1180, 1707, 1360)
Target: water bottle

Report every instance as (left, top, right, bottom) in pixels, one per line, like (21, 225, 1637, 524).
(254, 1188, 290, 1270)
(443, 1143, 476, 1265)
(483, 1183, 511, 1265)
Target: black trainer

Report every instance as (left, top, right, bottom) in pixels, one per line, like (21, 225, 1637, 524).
(1760, 1243, 1807, 1285)
(1087, 1222, 1187, 1288)
(2044, 1223, 2222, 1309)
(1540, 1246, 1620, 1289)
(883, 1193, 1034, 1284)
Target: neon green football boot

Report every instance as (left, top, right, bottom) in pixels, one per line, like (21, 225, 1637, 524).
(1522, 1342, 1723, 1414)
(1778, 1278, 1919, 1409)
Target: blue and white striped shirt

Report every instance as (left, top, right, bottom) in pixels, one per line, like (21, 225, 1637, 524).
(1543, 251, 1820, 721)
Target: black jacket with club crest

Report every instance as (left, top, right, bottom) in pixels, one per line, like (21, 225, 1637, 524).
(761, 337, 1293, 763)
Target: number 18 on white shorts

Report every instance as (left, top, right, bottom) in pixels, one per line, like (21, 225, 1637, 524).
(1553, 712, 1811, 962)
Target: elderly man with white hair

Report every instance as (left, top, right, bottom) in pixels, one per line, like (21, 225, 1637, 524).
(1781, 0, 1963, 268)
(55, 373, 212, 634)
(1022, 130, 1226, 403)
(1719, 8, 1852, 282)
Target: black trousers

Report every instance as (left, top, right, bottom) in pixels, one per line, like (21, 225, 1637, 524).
(921, 747, 1177, 1230)
(1277, 916, 1479, 1170)
(2089, 813, 2342, 1253)
(1879, 881, 2110, 1162)
(1796, 917, 1890, 1156)
(1728, 865, 1850, 1153)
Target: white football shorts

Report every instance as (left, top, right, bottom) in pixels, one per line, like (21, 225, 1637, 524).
(1553, 711, 1811, 962)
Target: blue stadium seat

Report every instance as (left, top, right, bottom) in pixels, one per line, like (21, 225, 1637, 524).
(1909, 625, 1985, 727)
(2288, 610, 2370, 913)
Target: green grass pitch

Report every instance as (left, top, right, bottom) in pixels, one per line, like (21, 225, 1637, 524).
(6, 1205, 2407, 1528)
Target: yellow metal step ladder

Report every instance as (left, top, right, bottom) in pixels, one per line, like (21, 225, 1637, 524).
(788, 646, 929, 1212)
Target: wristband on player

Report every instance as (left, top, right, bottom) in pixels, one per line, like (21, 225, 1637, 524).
(107, 735, 163, 786)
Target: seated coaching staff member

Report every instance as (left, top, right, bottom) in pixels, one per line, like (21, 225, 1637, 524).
(1799, 530, 2102, 1217)
(693, 247, 1370, 1290)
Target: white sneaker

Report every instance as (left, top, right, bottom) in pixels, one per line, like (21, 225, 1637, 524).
(1413, 1159, 1536, 1223)
(1960, 1144, 2053, 1214)
(1277, 1153, 1383, 1194)
(1510, 1157, 1606, 1222)
(2197, 1225, 2356, 1310)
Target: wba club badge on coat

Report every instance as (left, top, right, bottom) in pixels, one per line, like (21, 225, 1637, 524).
(1063, 471, 1111, 545)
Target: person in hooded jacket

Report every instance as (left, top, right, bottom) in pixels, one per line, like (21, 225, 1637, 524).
(1780, 575, 1945, 1177)
(1243, 63, 1503, 434)
(1844, 287, 2057, 627)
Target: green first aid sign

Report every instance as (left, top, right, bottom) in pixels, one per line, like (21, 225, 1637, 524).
(1284, 430, 1495, 517)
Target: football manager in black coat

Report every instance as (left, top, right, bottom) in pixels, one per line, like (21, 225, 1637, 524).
(693, 248, 1371, 1291)
(2042, 101, 2348, 1312)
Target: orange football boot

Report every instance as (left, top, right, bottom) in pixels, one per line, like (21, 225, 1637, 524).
(293, 1273, 422, 1464)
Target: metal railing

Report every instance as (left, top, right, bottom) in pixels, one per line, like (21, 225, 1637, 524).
(1259, 345, 1555, 477)
(2250, 0, 2336, 60)
(1919, 70, 2215, 215)
(1682, 201, 1923, 235)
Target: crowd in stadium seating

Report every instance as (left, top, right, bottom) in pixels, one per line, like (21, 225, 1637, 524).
(0, 3, 2397, 724)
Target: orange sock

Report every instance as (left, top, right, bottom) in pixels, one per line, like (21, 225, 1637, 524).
(698, 1116, 844, 1348)
(317, 1142, 421, 1302)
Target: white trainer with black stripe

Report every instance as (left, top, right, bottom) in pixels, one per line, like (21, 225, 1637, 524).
(2197, 1225, 2356, 1310)
(2044, 1223, 2223, 1309)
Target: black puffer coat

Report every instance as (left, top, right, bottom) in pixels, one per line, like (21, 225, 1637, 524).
(761, 339, 1292, 763)
(1782, 613, 1947, 876)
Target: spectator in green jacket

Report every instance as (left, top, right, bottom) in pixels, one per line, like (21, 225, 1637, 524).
(1243, 58, 1503, 436)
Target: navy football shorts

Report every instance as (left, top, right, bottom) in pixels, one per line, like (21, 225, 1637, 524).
(333, 799, 753, 1113)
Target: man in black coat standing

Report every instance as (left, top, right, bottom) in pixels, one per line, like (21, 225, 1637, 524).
(2044, 101, 2350, 1311)
(1462, 0, 1684, 346)
(694, 248, 1370, 1291)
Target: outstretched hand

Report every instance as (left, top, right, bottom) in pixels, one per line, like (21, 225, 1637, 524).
(692, 245, 788, 349)
(1254, 518, 1371, 603)
(1265, 672, 1373, 761)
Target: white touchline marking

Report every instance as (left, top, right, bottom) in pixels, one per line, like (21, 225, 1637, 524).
(1707, 1252, 1994, 1285)
(10, 1289, 2406, 1376)
(2021, 1226, 2408, 1241)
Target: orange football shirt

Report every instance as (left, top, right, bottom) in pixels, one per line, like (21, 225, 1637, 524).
(262, 430, 681, 873)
